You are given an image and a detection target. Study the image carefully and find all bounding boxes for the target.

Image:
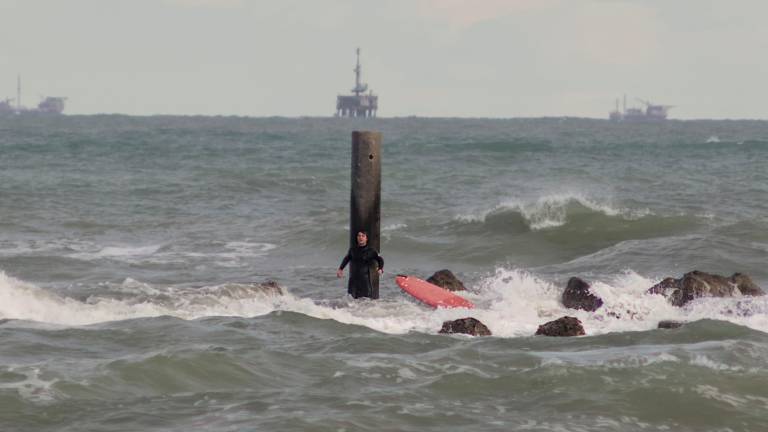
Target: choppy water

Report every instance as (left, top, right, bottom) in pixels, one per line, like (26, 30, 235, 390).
(1, 116, 767, 431)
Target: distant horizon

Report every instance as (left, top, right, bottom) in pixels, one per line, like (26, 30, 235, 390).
(4, 0, 768, 119)
(7, 112, 768, 122)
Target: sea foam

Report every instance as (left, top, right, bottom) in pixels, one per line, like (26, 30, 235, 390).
(1, 268, 767, 336)
(456, 192, 649, 230)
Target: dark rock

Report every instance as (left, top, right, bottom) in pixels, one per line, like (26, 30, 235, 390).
(439, 317, 491, 336)
(259, 280, 284, 296)
(427, 269, 466, 292)
(206, 280, 284, 298)
(562, 277, 603, 311)
(647, 271, 765, 307)
(535, 316, 585, 337)
(658, 320, 684, 329)
(647, 277, 679, 296)
(731, 273, 764, 296)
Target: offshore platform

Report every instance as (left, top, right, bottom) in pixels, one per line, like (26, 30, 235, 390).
(609, 95, 672, 121)
(335, 48, 378, 118)
(0, 75, 66, 115)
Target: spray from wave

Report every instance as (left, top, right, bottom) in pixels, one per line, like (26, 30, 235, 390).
(2, 268, 766, 336)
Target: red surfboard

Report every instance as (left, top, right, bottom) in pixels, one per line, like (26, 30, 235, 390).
(395, 275, 475, 309)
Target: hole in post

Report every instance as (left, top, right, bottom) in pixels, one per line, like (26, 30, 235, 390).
(368, 154, 374, 160)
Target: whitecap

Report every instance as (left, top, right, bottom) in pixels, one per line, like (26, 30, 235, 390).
(454, 192, 650, 231)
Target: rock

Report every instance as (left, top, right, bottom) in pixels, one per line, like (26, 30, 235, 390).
(731, 273, 764, 296)
(427, 269, 466, 292)
(535, 316, 585, 337)
(259, 280, 284, 296)
(204, 280, 284, 298)
(439, 317, 491, 336)
(647, 277, 679, 296)
(647, 271, 765, 307)
(658, 320, 685, 329)
(562, 277, 603, 311)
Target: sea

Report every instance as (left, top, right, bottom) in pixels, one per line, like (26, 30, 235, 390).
(1, 115, 767, 431)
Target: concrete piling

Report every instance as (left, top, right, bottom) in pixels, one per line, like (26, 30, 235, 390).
(349, 131, 381, 298)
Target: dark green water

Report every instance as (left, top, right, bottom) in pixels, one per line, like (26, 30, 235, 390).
(0, 116, 767, 431)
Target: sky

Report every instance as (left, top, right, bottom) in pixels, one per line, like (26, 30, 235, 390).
(1, 0, 766, 118)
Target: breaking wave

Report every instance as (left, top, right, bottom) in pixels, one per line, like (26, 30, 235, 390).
(456, 194, 649, 230)
(2, 268, 766, 337)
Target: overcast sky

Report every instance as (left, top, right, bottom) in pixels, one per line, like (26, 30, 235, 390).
(2, 0, 766, 118)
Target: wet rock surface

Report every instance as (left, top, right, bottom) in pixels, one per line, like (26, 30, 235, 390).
(439, 317, 492, 336)
(427, 269, 466, 292)
(535, 316, 585, 337)
(658, 320, 685, 329)
(562, 277, 603, 311)
(648, 271, 764, 307)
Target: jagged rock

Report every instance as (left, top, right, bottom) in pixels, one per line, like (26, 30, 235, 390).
(658, 320, 685, 329)
(647, 277, 679, 297)
(427, 269, 466, 292)
(648, 271, 765, 307)
(535, 316, 585, 337)
(439, 317, 491, 336)
(562, 277, 603, 311)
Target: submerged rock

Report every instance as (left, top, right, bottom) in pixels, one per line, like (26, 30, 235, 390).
(562, 277, 603, 311)
(205, 280, 284, 298)
(427, 269, 466, 291)
(439, 317, 491, 336)
(658, 320, 685, 329)
(535, 316, 585, 337)
(647, 271, 765, 307)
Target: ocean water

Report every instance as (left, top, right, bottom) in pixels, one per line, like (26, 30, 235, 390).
(1, 116, 767, 431)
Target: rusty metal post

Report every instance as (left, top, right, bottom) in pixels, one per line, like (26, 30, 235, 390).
(349, 131, 382, 299)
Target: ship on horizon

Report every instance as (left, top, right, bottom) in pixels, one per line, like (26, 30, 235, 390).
(610, 95, 671, 121)
(0, 75, 67, 115)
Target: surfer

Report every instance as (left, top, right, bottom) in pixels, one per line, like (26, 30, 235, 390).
(336, 231, 384, 299)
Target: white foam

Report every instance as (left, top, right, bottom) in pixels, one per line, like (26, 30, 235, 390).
(2, 267, 767, 337)
(94, 244, 164, 258)
(455, 192, 649, 231)
(223, 241, 276, 256)
(382, 223, 407, 232)
(690, 355, 742, 372)
(0, 366, 60, 404)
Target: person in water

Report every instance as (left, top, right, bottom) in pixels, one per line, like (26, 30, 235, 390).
(336, 231, 384, 299)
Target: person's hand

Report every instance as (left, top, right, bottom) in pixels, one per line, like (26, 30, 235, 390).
(336, 269, 344, 278)
(377, 269, 384, 275)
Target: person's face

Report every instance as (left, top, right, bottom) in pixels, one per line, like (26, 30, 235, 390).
(357, 232, 368, 246)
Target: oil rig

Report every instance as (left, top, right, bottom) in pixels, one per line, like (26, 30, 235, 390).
(609, 95, 672, 121)
(335, 48, 378, 118)
(0, 75, 67, 115)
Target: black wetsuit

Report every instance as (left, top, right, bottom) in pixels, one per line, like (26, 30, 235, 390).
(338, 244, 384, 299)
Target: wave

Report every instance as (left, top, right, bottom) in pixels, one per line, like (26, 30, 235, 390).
(2, 268, 767, 337)
(0, 239, 277, 268)
(0, 272, 279, 326)
(387, 194, 707, 265)
(455, 194, 649, 230)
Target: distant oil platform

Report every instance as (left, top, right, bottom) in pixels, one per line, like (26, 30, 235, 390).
(0, 75, 67, 115)
(335, 48, 378, 118)
(610, 95, 672, 121)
